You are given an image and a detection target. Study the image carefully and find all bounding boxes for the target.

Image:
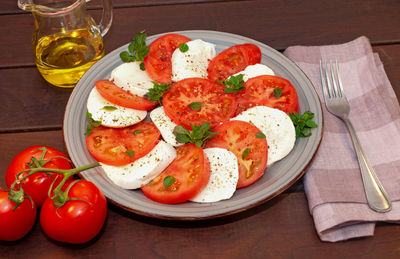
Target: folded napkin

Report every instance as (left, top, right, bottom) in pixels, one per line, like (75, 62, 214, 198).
(283, 36, 400, 242)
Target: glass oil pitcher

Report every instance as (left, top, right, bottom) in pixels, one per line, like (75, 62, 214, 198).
(18, 0, 113, 88)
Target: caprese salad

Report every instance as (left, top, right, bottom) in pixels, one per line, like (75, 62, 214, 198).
(84, 31, 317, 204)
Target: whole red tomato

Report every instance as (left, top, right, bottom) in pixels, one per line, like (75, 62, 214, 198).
(0, 189, 37, 241)
(6, 146, 72, 207)
(40, 180, 107, 244)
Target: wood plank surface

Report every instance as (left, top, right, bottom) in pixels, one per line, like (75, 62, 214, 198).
(1, 0, 240, 14)
(1, 191, 400, 258)
(1, 44, 398, 132)
(1, 0, 399, 68)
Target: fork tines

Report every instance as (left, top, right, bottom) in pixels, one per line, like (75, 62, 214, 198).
(319, 59, 345, 99)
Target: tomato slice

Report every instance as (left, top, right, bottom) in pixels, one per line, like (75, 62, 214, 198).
(207, 43, 261, 82)
(143, 33, 191, 84)
(205, 120, 268, 188)
(235, 75, 299, 115)
(95, 80, 156, 111)
(163, 78, 237, 129)
(86, 121, 160, 166)
(141, 144, 210, 204)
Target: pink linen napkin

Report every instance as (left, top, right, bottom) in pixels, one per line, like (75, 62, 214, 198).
(283, 36, 400, 242)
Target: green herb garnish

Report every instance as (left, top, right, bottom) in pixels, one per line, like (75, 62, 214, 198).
(146, 82, 171, 104)
(179, 43, 189, 52)
(163, 175, 175, 188)
(189, 102, 202, 111)
(256, 132, 266, 139)
(101, 106, 117, 111)
(289, 111, 318, 138)
(133, 130, 142, 135)
(242, 148, 251, 160)
(125, 150, 135, 158)
(173, 123, 219, 148)
(120, 31, 149, 64)
(219, 74, 245, 94)
(274, 88, 282, 98)
(85, 112, 101, 135)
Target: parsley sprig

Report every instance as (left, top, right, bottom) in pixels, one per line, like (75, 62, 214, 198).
(85, 112, 101, 135)
(120, 31, 149, 69)
(289, 111, 318, 138)
(218, 74, 245, 94)
(145, 82, 171, 104)
(173, 123, 219, 148)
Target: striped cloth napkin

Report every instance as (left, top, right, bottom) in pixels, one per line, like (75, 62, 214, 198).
(283, 36, 400, 242)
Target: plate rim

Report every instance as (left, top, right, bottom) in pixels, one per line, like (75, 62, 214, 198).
(63, 30, 323, 220)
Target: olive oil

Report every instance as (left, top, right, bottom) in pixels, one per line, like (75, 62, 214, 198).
(34, 28, 104, 88)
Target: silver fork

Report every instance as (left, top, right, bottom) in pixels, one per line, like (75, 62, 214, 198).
(320, 60, 392, 213)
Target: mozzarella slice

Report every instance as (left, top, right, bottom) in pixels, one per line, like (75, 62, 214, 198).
(171, 39, 216, 82)
(150, 106, 182, 147)
(190, 148, 239, 203)
(110, 62, 154, 97)
(101, 141, 176, 189)
(232, 106, 295, 166)
(232, 63, 275, 81)
(87, 87, 147, 127)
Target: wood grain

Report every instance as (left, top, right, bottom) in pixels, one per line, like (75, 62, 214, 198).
(1, 0, 399, 68)
(1, 192, 400, 258)
(1, 0, 241, 14)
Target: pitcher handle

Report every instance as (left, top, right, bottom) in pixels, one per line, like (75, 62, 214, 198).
(93, 0, 113, 37)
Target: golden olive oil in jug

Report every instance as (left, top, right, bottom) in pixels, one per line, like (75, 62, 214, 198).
(18, 0, 113, 88)
(34, 28, 105, 88)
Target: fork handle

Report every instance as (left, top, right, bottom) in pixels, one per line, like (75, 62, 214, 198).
(343, 118, 392, 212)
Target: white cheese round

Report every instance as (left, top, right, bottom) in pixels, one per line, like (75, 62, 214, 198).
(190, 148, 239, 203)
(232, 63, 275, 82)
(171, 39, 216, 82)
(150, 106, 182, 147)
(110, 62, 154, 97)
(232, 106, 296, 166)
(86, 87, 147, 128)
(101, 141, 177, 189)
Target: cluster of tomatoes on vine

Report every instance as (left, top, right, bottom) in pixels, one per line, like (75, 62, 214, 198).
(0, 146, 106, 244)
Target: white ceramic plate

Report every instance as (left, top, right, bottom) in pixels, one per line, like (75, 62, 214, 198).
(63, 30, 322, 220)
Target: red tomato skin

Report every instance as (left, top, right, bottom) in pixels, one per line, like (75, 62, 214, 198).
(95, 80, 156, 111)
(236, 75, 299, 115)
(0, 190, 37, 241)
(141, 144, 210, 204)
(86, 122, 161, 166)
(144, 33, 191, 83)
(205, 120, 268, 188)
(207, 43, 261, 82)
(5, 146, 72, 207)
(163, 78, 238, 129)
(40, 180, 107, 244)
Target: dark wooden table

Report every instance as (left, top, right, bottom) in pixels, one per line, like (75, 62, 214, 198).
(1, 0, 400, 258)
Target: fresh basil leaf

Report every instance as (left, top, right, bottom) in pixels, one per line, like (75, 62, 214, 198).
(256, 132, 266, 139)
(173, 123, 218, 147)
(290, 110, 317, 138)
(274, 88, 283, 98)
(85, 112, 101, 136)
(101, 106, 117, 111)
(305, 120, 317, 128)
(223, 74, 245, 94)
(139, 62, 146, 71)
(189, 102, 202, 111)
(179, 43, 189, 52)
(125, 150, 135, 158)
(133, 130, 142, 135)
(242, 148, 251, 160)
(146, 81, 171, 103)
(163, 175, 175, 188)
(120, 31, 149, 63)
